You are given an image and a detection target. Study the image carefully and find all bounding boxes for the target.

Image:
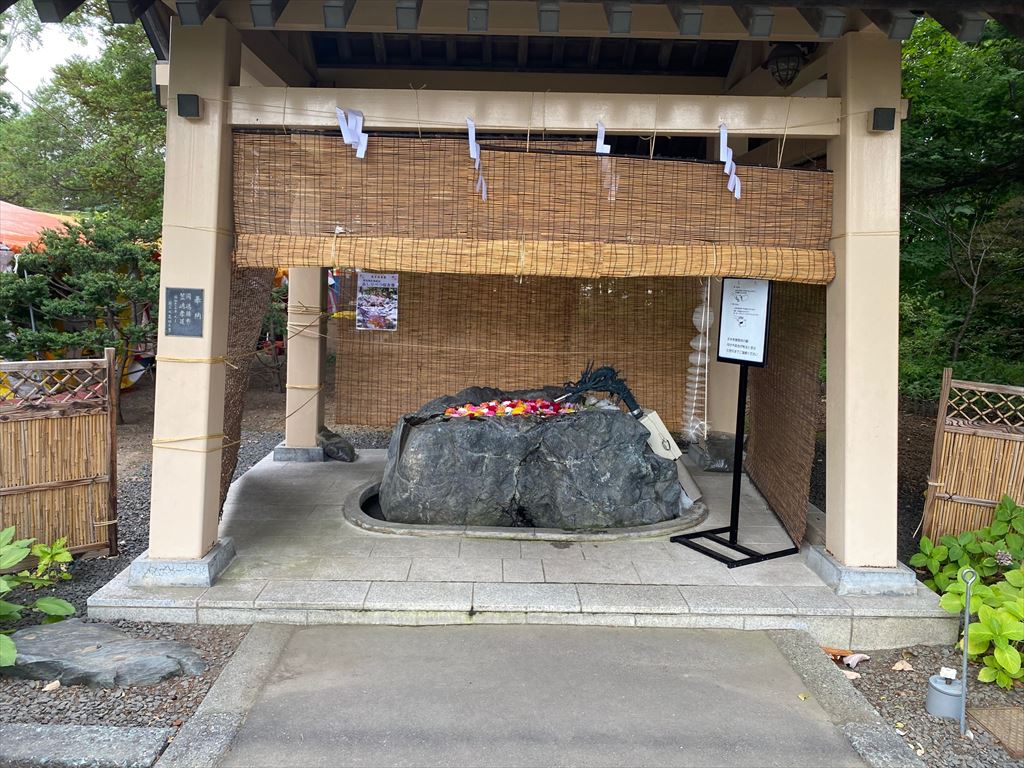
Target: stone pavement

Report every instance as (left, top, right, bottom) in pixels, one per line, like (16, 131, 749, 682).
(89, 451, 956, 649)
(158, 625, 921, 768)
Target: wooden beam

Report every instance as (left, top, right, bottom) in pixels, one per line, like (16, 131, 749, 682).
(238, 30, 314, 86)
(249, 0, 288, 29)
(736, 137, 825, 167)
(107, 0, 155, 23)
(930, 10, 989, 41)
(319, 68, 726, 94)
(176, 0, 220, 27)
(552, 36, 565, 66)
(371, 31, 387, 64)
(796, 6, 848, 38)
(992, 12, 1024, 36)
(229, 87, 842, 138)
(691, 40, 709, 68)
(622, 39, 637, 68)
(657, 39, 673, 69)
(32, 0, 86, 22)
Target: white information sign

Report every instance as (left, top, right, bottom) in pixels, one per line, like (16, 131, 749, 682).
(717, 278, 771, 367)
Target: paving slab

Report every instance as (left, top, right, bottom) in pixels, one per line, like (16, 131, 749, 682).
(313, 556, 411, 581)
(256, 579, 370, 609)
(576, 584, 689, 614)
(473, 582, 581, 612)
(459, 539, 523, 559)
(0, 723, 172, 768)
(501, 558, 545, 583)
(364, 581, 474, 611)
(678, 584, 798, 615)
(408, 556, 503, 582)
(198, 580, 267, 609)
(216, 626, 866, 768)
(541, 558, 641, 584)
(369, 538, 462, 558)
(632, 557, 738, 586)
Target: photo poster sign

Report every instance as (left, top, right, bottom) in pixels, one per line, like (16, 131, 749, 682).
(355, 272, 399, 331)
(717, 278, 772, 367)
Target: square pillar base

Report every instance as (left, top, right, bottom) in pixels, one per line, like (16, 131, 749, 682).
(273, 443, 325, 462)
(127, 537, 236, 587)
(807, 545, 917, 596)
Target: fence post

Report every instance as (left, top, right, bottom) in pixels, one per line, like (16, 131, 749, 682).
(105, 347, 119, 557)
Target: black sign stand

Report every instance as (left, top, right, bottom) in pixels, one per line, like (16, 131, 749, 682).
(671, 279, 799, 568)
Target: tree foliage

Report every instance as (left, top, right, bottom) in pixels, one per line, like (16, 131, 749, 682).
(899, 19, 1024, 398)
(0, 213, 160, 419)
(0, 19, 164, 219)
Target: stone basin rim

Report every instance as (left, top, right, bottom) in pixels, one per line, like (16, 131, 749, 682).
(342, 474, 710, 541)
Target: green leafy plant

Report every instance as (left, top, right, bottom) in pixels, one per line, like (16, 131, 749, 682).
(0, 525, 75, 667)
(940, 566, 1024, 689)
(911, 495, 1024, 591)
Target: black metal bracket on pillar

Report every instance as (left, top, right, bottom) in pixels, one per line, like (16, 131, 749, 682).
(671, 364, 800, 568)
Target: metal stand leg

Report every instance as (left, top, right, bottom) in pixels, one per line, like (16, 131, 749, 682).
(671, 364, 800, 568)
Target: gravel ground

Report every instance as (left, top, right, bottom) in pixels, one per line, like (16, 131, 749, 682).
(851, 644, 1024, 768)
(0, 622, 247, 728)
(328, 424, 391, 449)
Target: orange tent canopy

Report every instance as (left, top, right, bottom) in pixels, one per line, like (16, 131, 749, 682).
(0, 200, 71, 253)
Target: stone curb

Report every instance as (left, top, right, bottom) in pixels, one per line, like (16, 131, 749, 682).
(0, 723, 173, 768)
(155, 624, 293, 768)
(343, 476, 711, 542)
(768, 630, 926, 768)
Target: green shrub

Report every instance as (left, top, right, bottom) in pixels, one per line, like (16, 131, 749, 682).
(939, 567, 1024, 690)
(911, 495, 1024, 592)
(0, 526, 75, 666)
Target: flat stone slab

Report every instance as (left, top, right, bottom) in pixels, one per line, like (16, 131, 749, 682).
(3, 619, 205, 687)
(0, 723, 172, 768)
(217, 625, 866, 768)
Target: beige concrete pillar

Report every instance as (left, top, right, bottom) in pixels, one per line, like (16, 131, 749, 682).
(284, 267, 327, 448)
(824, 31, 901, 568)
(148, 19, 240, 560)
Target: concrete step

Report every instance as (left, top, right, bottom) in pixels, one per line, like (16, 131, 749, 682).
(89, 570, 958, 651)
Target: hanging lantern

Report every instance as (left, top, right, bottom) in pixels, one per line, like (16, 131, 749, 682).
(763, 42, 807, 88)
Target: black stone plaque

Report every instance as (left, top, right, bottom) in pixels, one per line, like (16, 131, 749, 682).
(165, 287, 204, 338)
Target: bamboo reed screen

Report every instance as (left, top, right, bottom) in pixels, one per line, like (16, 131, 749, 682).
(220, 266, 277, 511)
(745, 282, 826, 545)
(334, 273, 702, 431)
(0, 351, 117, 556)
(922, 370, 1024, 540)
(232, 132, 834, 283)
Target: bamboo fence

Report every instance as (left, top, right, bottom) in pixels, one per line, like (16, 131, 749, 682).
(922, 369, 1024, 540)
(0, 350, 118, 556)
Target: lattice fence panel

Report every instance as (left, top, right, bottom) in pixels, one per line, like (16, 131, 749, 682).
(923, 373, 1024, 540)
(0, 352, 117, 555)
